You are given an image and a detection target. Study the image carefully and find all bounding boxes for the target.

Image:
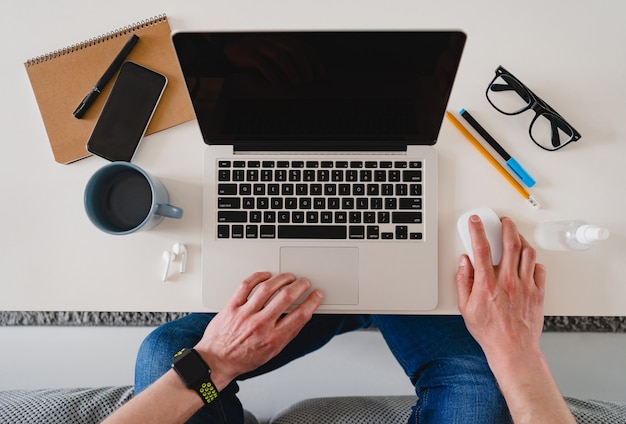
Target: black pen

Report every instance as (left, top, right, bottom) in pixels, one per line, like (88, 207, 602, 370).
(73, 34, 140, 119)
(459, 108, 536, 188)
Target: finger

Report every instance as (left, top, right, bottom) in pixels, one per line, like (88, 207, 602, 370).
(468, 215, 495, 274)
(261, 277, 314, 318)
(454, 255, 474, 313)
(246, 273, 297, 310)
(499, 217, 523, 274)
(277, 289, 324, 336)
(518, 234, 538, 282)
(229, 272, 272, 307)
(534, 263, 547, 293)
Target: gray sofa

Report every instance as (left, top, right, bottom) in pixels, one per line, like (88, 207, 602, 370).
(1, 386, 626, 423)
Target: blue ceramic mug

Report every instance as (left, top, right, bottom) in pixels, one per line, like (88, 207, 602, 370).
(84, 162, 183, 235)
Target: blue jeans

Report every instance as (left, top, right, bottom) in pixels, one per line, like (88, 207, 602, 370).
(135, 314, 512, 423)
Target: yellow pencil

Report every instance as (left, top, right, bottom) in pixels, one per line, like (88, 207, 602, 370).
(445, 111, 540, 208)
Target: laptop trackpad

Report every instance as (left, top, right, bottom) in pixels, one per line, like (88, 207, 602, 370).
(280, 247, 359, 305)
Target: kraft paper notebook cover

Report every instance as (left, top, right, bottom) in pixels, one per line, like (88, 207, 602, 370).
(24, 14, 194, 164)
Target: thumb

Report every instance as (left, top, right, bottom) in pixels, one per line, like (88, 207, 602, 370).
(455, 255, 474, 312)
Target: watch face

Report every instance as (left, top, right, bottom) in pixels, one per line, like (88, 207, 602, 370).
(174, 349, 209, 387)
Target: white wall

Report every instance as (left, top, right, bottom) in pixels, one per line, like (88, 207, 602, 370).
(1, 327, 625, 421)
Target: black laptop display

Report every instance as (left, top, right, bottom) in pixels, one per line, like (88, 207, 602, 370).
(173, 31, 465, 151)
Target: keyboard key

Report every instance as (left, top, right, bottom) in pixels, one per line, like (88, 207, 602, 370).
(399, 198, 422, 209)
(246, 225, 258, 238)
(218, 197, 241, 209)
(392, 212, 422, 223)
(367, 226, 380, 239)
(218, 211, 247, 222)
(349, 212, 361, 223)
(218, 184, 237, 195)
(396, 225, 408, 239)
(260, 225, 276, 238)
(403, 170, 422, 182)
(292, 212, 305, 223)
(264, 211, 276, 223)
(349, 226, 365, 239)
(306, 212, 319, 223)
(332, 170, 344, 181)
(217, 225, 230, 238)
(278, 225, 347, 239)
(232, 225, 244, 238)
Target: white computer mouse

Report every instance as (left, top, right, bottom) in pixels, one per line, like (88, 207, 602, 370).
(456, 207, 503, 266)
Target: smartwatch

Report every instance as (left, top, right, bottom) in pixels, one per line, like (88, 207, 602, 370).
(172, 348, 219, 405)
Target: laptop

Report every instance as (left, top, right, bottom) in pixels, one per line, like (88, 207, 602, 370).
(172, 31, 466, 313)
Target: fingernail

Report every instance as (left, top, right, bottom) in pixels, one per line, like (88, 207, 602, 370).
(459, 255, 469, 266)
(470, 215, 481, 223)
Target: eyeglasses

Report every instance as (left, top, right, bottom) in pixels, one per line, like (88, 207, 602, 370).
(486, 66, 581, 151)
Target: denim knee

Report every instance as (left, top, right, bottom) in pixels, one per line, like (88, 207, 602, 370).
(134, 313, 215, 393)
(413, 355, 512, 423)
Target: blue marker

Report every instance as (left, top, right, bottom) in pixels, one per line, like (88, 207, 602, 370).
(460, 109, 536, 187)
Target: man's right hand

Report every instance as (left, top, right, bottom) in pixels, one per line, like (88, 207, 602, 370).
(194, 272, 323, 390)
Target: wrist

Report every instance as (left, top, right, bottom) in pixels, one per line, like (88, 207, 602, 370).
(192, 346, 235, 392)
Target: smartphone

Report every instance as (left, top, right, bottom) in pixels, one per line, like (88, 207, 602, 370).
(87, 61, 167, 162)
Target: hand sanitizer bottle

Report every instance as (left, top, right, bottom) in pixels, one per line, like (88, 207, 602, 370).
(535, 220, 610, 251)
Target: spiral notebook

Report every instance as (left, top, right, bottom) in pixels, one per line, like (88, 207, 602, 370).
(24, 14, 194, 164)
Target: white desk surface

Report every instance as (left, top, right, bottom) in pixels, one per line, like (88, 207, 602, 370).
(2, 0, 625, 314)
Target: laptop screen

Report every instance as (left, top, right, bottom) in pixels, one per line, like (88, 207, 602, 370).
(173, 31, 465, 151)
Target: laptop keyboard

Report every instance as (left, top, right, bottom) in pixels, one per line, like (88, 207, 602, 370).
(216, 159, 424, 240)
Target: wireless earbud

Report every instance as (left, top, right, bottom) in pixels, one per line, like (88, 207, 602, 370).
(162, 250, 174, 282)
(161, 242, 187, 282)
(172, 242, 187, 273)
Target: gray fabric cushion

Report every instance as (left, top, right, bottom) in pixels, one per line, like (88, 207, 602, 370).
(269, 395, 626, 424)
(566, 397, 626, 423)
(270, 396, 414, 424)
(0, 386, 134, 424)
(0, 386, 259, 424)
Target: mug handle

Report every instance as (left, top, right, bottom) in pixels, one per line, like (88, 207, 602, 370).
(156, 204, 184, 219)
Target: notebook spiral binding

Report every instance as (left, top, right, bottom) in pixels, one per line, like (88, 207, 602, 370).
(24, 14, 167, 67)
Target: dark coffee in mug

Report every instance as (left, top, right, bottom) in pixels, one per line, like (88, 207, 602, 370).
(97, 169, 152, 231)
(85, 162, 183, 235)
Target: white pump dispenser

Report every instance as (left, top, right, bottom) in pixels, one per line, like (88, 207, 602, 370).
(535, 220, 610, 251)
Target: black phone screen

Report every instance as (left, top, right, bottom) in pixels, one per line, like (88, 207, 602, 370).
(87, 62, 167, 161)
